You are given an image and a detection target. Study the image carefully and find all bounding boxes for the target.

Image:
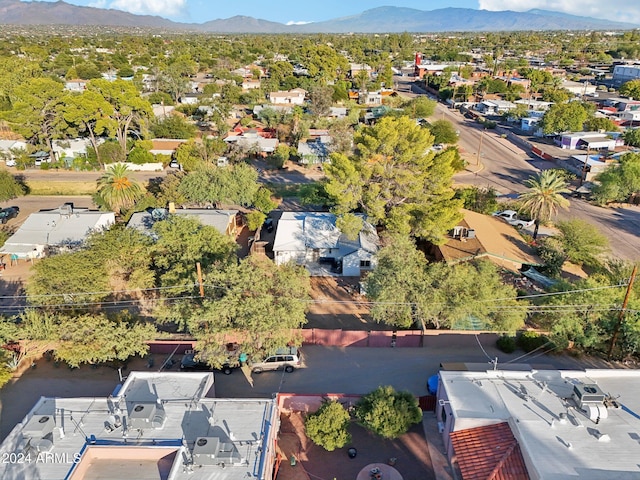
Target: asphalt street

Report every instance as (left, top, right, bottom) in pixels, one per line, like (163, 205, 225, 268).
(0, 338, 613, 441)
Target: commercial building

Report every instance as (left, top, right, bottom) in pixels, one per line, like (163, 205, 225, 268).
(436, 369, 640, 479)
(0, 372, 279, 480)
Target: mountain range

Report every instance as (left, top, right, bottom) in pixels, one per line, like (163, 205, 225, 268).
(0, 0, 636, 32)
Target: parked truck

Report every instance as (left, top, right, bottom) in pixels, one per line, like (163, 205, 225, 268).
(492, 210, 535, 229)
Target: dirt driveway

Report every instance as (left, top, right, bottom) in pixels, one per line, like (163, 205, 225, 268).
(306, 277, 391, 331)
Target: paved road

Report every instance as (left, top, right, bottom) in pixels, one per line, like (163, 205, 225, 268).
(0, 338, 613, 441)
(395, 76, 640, 261)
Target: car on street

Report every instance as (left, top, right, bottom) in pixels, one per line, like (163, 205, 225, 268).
(492, 210, 535, 229)
(264, 217, 274, 233)
(249, 347, 303, 374)
(180, 351, 237, 375)
(0, 206, 19, 224)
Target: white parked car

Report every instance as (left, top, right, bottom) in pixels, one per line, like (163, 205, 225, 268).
(5, 159, 16, 167)
(248, 347, 303, 374)
(492, 210, 535, 229)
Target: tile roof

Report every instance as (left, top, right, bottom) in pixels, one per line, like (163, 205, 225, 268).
(450, 422, 530, 480)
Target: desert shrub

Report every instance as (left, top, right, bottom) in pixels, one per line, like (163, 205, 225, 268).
(496, 335, 517, 353)
(355, 385, 422, 439)
(305, 401, 351, 451)
(518, 331, 550, 353)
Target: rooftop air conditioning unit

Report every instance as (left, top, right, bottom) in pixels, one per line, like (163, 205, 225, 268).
(128, 403, 165, 430)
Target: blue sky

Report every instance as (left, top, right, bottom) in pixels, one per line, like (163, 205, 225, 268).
(28, 0, 640, 25)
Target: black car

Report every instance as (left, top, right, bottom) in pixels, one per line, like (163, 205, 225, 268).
(0, 206, 19, 224)
(264, 217, 274, 233)
(180, 352, 236, 375)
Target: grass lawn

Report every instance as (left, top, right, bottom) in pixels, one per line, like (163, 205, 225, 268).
(27, 180, 97, 196)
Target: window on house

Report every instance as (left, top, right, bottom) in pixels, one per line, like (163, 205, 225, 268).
(360, 260, 371, 268)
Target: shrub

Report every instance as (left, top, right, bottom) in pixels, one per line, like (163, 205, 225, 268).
(496, 335, 517, 353)
(518, 331, 550, 353)
(536, 237, 567, 277)
(305, 401, 351, 451)
(355, 386, 422, 439)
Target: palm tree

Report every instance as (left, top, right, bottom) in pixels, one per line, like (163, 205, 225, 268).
(518, 170, 570, 240)
(95, 163, 143, 214)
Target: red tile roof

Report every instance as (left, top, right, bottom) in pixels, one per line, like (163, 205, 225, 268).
(450, 422, 530, 480)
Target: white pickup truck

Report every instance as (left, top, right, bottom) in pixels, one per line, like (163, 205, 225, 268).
(492, 210, 535, 229)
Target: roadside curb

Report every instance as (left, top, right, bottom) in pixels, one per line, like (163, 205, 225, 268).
(455, 161, 485, 176)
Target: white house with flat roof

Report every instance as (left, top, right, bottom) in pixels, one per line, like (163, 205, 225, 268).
(436, 369, 640, 479)
(0, 204, 115, 259)
(0, 371, 279, 480)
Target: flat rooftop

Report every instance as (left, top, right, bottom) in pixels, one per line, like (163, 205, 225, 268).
(0, 372, 278, 480)
(440, 369, 640, 479)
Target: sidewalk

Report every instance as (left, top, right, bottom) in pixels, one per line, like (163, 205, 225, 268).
(423, 414, 456, 480)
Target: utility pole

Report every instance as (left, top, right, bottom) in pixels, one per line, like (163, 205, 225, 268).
(608, 265, 637, 359)
(475, 130, 484, 166)
(580, 146, 591, 186)
(196, 262, 205, 298)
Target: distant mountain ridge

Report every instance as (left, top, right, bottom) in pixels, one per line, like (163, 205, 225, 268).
(0, 1, 636, 32)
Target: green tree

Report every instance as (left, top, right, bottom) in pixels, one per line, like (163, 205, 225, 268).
(518, 170, 570, 239)
(151, 215, 238, 290)
(188, 256, 311, 363)
(421, 260, 527, 331)
(26, 250, 110, 307)
(127, 141, 154, 165)
(591, 152, 640, 205)
(584, 116, 618, 132)
(324, 116, 462, 243)
(246, 210, 266, 231)
(54, 313, 156, 367)
(619, 79, 640, 100)
(622, 128, 640, 147)
(305, 401, 351, 451)
(0, 170, 26, 202)
(309, 85, 333, 118)
(534, 271, 640, 355)
(95, 163, 144, 214)
(150, 115, 197, 139)
(429, 119, 458, 144)
(404, 97, 436, 118)
(556, 219, 609, 268)
(253, 186, 277, 213)
(355, 386, 422, 439)
(63, 90, 114, 167)
(3, 77, 66, 154)
(177, 163, 261, 207)
(88, 79, 152, 158)
(365, 235, 429, 329)
(454, 186, 499, 215)
(541, 102, 590, 134)
(536, 236, 567, 277)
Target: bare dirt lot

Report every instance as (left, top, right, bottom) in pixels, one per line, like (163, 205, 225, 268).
(306, 276, 391, 331)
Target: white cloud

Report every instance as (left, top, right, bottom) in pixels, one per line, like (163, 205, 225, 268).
(89, 0, 108, 8)
(286, 20, 313, 25)
(108, 0, 187, 17)
(478, 0, 640, 25)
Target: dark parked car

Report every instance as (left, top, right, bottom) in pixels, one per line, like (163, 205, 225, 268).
(180, 352, 236, 375)
(0, 206, 19, 224)
(264, 217, 274, 233)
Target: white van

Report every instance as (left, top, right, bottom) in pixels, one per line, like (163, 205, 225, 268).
(249, 347, 302, 373)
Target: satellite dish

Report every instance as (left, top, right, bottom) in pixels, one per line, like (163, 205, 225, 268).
(151, 208, 168, 221)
